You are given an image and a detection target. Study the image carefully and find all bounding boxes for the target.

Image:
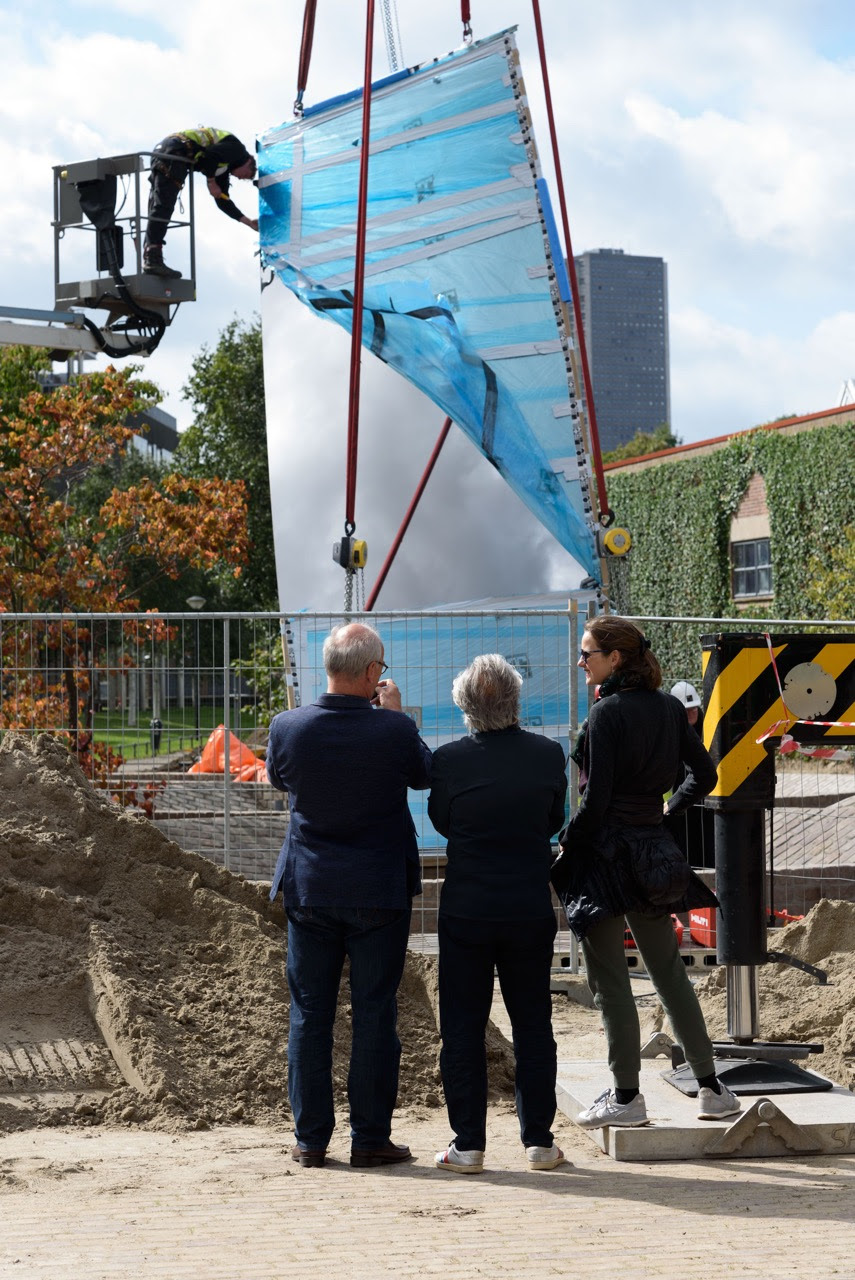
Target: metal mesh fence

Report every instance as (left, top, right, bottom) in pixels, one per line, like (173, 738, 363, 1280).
(1, 609, 852, 952)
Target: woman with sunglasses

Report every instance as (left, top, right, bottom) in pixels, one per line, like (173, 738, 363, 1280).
(554, 615, 739, 1128)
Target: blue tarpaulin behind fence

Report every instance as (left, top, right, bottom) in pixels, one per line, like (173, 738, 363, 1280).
(293, 605, 582, 849)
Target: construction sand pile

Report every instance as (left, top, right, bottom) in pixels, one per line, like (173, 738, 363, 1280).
(0, 733, 514, 1134)
(675, 900, 855, 1090)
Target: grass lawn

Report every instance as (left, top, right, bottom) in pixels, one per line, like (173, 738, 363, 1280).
(92, 706, 261, 758)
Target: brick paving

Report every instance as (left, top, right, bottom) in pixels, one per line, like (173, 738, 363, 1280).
(3, 961, 855, 1278)
(1, 1118, 854, 1279)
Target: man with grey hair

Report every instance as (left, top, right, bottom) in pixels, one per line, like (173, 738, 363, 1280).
(429, 654, 568, 1173)
(267, 622, 431, 1169)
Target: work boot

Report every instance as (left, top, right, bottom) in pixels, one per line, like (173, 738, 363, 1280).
(143, 244, 182, 279)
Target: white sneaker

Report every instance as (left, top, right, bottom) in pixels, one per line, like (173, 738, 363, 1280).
(434, 1142, 485, 1174)
(576, 1089, 649, 1128)
(526, 1143, 566, 1170)
(697, 1083, 741, 1120)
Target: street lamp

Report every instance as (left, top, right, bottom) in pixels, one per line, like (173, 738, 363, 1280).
(186, 597, 205, 746)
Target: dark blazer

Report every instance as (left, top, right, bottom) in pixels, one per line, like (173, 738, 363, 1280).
(428, 726, 567, 920)
(267, 693, 432, 909)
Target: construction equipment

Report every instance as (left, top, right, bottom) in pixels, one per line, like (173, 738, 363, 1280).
(1, 151, 197, 362)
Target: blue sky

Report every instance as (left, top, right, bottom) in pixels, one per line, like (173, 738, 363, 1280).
(3, 0, 855, 604)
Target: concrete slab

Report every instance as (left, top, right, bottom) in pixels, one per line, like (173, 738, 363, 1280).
(556, 1058, 855, 1161)
(549, 973, 596, 1005)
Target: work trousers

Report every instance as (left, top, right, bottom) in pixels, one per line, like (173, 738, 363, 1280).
(581, 910, 715, 1090)
(145, 137, 192, 247)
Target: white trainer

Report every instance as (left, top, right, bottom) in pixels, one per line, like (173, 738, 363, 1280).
(697, 1083, 741, 1120)
(576, 1089, 649, 1128)
(526, 1143, 566, 1170)
(434, 1141, 485, 1174)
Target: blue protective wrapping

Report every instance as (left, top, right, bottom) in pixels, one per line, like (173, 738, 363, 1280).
(258, 29, 598, 576)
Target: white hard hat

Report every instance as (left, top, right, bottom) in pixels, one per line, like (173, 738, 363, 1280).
(671, 680, 701, 708)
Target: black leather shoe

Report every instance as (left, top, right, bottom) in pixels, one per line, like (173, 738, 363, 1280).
(350, 1141, 413, 1168)
(291, 1145, 326, 1168)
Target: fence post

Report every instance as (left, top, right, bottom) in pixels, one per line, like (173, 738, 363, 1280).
(223, 616, 231, 873)
(569, 599, 579, 812)
(565, 600, 580, 974)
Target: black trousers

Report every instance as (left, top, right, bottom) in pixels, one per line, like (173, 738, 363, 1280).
(438, 912, 557, 1151)
(145, 137, 192, 247)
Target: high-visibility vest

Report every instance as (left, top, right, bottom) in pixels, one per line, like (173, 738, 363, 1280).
(177, 127, 230, 157)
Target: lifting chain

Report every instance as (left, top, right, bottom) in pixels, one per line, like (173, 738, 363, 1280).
(343, 566, 366, 615)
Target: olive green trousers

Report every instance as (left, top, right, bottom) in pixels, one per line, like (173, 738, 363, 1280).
(581, 910, 715, 1089)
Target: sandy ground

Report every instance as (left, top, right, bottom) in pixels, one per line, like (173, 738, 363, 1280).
(2, 988, 855, 1280)
(3, 733, 855, 1278)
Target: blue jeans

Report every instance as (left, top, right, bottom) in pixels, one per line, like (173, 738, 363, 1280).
(286, 904, 411, 1151)
(438, 913, 558, 1151)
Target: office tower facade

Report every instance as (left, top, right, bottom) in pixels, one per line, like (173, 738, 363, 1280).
(573, 248, 671, 453)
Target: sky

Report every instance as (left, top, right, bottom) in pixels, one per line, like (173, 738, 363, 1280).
(3, 1, 855, 609)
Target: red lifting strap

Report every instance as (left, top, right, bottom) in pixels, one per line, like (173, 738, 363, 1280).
(343, 0, 377, 530)
(529, 0, 609, 520)
(296, 0, 318, 107)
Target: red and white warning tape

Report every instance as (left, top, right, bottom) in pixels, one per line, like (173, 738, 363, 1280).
(755, 632, 855, 749)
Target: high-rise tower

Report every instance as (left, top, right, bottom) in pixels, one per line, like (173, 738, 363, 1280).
(573, 249, 671, 453)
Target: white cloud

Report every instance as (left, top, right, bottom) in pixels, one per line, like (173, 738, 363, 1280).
(671, 305, 855, 438)
(625, 91, 850, 254)
(3, 0, 855, 606)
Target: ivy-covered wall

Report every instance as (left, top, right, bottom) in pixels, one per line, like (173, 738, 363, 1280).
(605, 420, 855, 685)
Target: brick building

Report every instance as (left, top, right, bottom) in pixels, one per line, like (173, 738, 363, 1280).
(603, 403, 855, 612)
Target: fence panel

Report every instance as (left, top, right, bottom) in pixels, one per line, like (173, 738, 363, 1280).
(2, 610, 852, 950)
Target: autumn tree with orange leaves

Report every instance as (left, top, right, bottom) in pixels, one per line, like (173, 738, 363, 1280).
(0, 349, 249, 793)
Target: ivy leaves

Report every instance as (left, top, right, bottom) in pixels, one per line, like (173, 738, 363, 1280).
(607, 421, 855, 683)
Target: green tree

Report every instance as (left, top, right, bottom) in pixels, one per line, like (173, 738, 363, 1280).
(177, 317, 277, 610)
(0, 344, 48, 418)
(70, 434, 207, 613)
(0, 350, 249, 771)
(806, 526, 855, 620)
(602, 423, 681, 463)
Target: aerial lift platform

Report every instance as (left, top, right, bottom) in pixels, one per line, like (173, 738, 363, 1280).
(1, 151, 197, 360)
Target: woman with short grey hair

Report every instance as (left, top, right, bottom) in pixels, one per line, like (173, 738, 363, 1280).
(429, 654, 568, 1174)
(451, 653, 522, 733)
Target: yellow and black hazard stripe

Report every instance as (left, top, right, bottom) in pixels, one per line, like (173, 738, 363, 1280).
(701, 631, 855, 808)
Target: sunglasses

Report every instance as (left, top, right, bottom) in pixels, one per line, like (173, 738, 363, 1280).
(578, 648, 607, 665)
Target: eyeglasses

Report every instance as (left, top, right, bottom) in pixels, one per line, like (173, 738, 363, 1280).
(578, 648, 607, 665)
(375, 660, 389, 674)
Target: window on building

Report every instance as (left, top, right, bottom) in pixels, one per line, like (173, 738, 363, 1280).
(732, 538, 773, 598)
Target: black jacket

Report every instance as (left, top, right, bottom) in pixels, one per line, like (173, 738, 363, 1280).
(428, 725, 567, 920)
(555, 688, 718, 938)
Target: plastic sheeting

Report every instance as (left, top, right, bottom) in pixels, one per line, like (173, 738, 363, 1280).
(188, 726, 268, 783)
(258, 29, 598, 577)
(290, 606, 581, 850)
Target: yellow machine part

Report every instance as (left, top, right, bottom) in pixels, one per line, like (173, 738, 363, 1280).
(600, 526, 632, 557)
(350, 539, 367, 569)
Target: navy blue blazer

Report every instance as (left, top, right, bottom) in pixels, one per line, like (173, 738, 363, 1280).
(267, 693, 432, 909)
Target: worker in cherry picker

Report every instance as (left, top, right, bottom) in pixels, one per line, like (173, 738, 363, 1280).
(143, 127, 258, 278)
